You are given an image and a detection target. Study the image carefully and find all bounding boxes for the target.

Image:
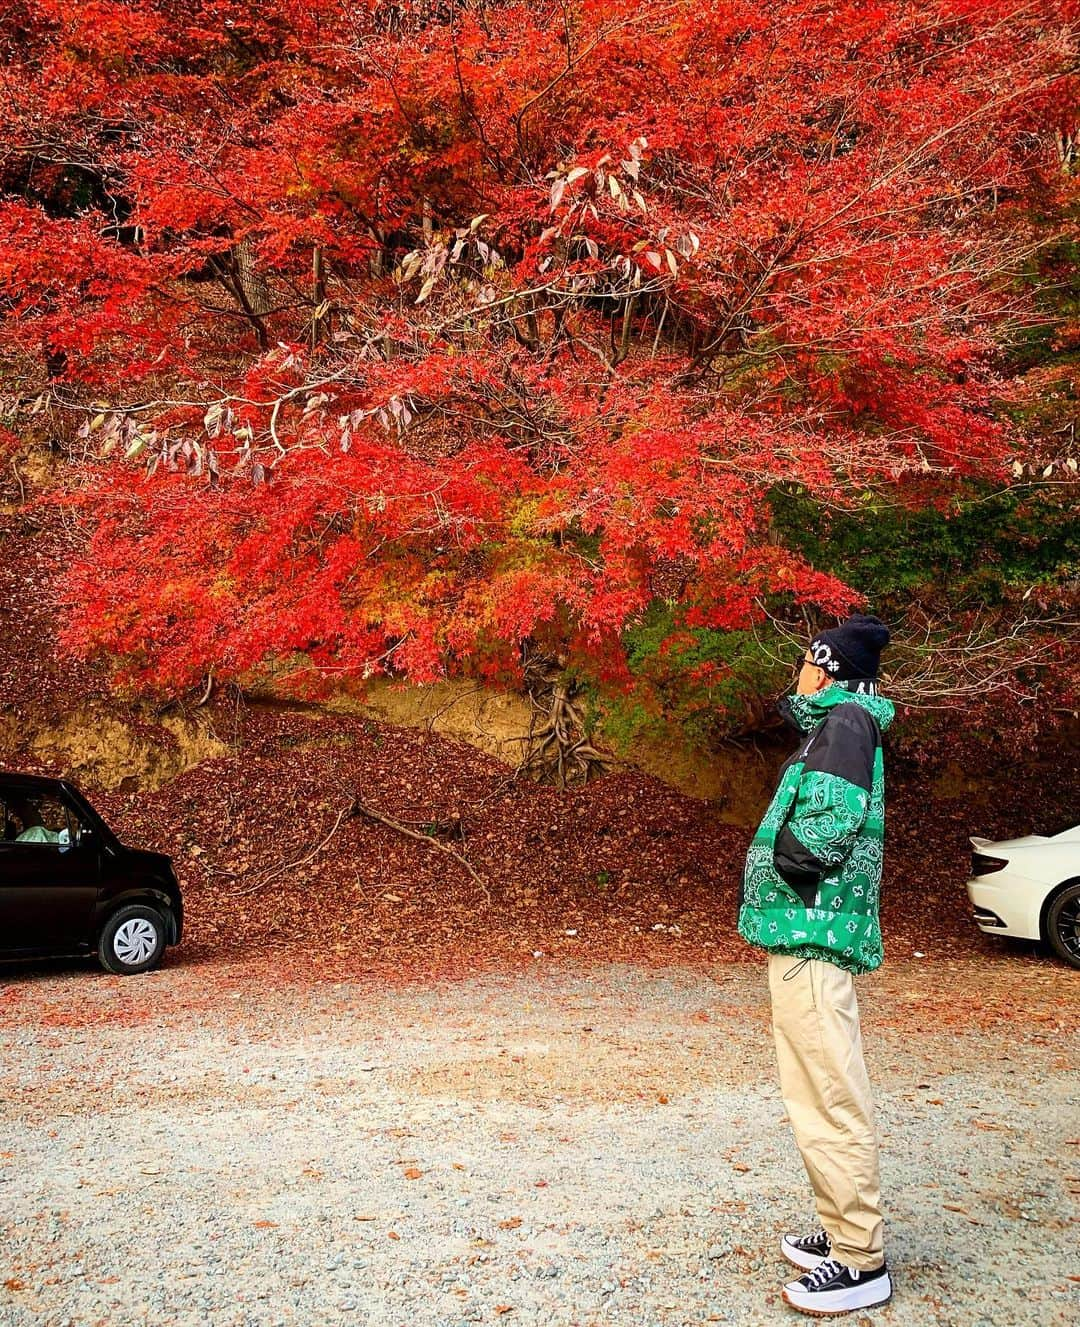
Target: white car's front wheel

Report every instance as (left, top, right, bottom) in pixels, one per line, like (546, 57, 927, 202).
(1045, 883, 1080, 970)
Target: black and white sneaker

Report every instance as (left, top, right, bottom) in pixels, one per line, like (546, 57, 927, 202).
(782, 1257, 892, 1316)
(780, 1228, 831, 1271)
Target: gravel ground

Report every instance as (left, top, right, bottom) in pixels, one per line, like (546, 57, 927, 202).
(0, 952, 1077, 1327)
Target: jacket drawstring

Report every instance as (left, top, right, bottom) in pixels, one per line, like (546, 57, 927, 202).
(783, 956, 812, 982)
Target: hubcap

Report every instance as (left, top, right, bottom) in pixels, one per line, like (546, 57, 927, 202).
(113, 918, 159, 965)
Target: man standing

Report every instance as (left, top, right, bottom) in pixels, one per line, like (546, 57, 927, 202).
(738, 613, 895, 1316)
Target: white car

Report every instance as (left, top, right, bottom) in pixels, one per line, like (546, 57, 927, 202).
(966, 825, 1080, 969)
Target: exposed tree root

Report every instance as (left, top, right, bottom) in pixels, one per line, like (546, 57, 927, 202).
(515, 648, 613, 788)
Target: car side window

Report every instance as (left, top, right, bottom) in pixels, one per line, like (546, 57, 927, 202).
(1, 791, 82, 852)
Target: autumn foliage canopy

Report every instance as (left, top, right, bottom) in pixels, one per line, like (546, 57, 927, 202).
(1, 1, 1077, 714)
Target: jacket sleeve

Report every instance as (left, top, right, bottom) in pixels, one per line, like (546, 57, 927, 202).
(774, 703, 877, 887)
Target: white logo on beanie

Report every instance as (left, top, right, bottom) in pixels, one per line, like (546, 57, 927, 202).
(810, 640, 841, 673)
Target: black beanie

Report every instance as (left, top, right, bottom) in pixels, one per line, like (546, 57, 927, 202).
(809, 613, 890, 681)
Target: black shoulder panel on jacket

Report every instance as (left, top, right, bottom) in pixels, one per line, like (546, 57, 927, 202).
(800, 702, 879, 793)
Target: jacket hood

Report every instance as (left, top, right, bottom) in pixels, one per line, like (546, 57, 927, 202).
(780, 683, 896, 735)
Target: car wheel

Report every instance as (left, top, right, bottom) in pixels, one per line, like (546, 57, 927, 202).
(98, 905, 167, 975)
(1044, 883, 1080, 970)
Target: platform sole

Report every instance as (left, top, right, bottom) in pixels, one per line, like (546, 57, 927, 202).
(781, 1278, 892, 1316)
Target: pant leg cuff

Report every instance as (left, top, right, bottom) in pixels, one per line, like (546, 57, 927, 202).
(832, 1252, 886, 1273)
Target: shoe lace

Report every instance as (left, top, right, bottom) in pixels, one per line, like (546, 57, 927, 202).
(804, 1257, 843, 1289)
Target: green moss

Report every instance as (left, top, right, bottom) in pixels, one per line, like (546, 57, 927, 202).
(768, 484, 1078, 609)
(593, 606, 791, 750)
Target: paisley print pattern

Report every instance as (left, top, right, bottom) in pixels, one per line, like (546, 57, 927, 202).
(738, 686, 894, 975)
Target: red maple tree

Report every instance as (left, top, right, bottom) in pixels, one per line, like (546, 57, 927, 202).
(1, 1, 1076, 706)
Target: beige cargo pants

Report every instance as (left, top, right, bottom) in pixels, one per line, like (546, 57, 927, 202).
(768, 953, 885, 1271)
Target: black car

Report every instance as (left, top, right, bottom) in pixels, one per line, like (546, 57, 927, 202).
(0, 772, 182, 974)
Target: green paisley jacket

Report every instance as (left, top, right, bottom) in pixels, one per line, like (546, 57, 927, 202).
(737, 683, 895, 975)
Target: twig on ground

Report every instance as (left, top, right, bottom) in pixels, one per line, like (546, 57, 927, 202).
(420, 684, 485, 731)
(351, 798, 491, 904)
(230, 805, 351, 896)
